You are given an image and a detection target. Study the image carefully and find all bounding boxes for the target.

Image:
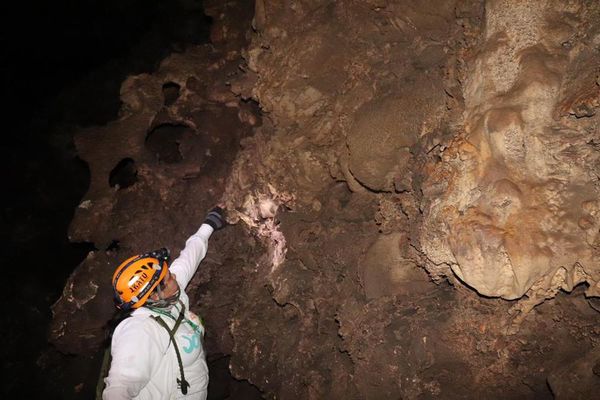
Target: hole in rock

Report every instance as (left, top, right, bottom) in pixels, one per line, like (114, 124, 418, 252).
(162, 82, 181, 106)
(145, 124, 187, 163)
(109, 158, 138, 189)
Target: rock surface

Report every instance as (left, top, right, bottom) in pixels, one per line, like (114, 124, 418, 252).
(50, 0, 600, 398)
(50, 0, 258, 355)
(420, 0, 600, 311)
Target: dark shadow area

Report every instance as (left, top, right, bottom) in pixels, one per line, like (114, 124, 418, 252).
(106, 240, 121, 252)
(109, 158, 138, 189)
(1, 0, 213, 398)
(2, 0, 213, 132)
(208, 355, 263, 400)
(146, 124, 190, 163)
(163, 81, 182, 106)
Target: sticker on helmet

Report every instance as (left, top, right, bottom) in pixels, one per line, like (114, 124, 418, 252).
(130, 271, 149, 293)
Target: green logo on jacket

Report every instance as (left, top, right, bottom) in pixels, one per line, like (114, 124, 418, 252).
(182, 333, 201, 353)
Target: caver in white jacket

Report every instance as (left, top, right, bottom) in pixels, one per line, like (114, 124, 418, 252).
(103, 224, 214, 400)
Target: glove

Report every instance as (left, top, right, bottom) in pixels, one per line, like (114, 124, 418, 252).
(204, 206, 226, 230)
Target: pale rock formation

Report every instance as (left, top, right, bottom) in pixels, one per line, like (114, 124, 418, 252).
(420, 0, 600, 315)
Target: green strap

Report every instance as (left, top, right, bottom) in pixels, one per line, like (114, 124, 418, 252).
(151, 304, 190, 395)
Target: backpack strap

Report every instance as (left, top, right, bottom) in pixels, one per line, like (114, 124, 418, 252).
(151, 306, 190, 395)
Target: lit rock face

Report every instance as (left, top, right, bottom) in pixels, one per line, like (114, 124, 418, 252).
(347, 78, 444, 192)
(51, 0, 600, 398)
(242, 0, 456, 202)
(421, 0, 600, 300)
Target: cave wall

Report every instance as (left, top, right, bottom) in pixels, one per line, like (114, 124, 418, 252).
(218, 1, 467, 397)
(420, 0, 600, 308)
(50, 0, 600, 399)
(49, 0, 258, 355)
(221, 0, 600, 397)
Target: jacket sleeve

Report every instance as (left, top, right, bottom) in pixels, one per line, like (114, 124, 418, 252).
(103, 318, 163, 400)
(169, 224, 214, 290)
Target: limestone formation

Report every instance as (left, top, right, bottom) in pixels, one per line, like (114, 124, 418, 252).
(420, 0, 600, 308)
(51, 0, 600, 398)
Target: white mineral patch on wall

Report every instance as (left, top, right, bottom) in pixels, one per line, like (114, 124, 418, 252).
(228, 181, 294, 272)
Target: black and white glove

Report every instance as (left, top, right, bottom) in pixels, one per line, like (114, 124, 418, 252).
(204, 206, 226, 230)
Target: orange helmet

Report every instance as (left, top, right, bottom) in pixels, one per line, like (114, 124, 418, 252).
(112, 248, 169, 310)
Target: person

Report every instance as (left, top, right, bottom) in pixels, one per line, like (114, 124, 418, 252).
(103, 207, 226, 400)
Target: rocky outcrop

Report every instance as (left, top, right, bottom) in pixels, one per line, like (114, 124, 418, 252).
(51, 0, 600, 398)
(420, 0, 600, 308)
(222, 0, 600, 397)
(50, 1, 258, 354)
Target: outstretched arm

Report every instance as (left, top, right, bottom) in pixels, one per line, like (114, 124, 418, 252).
(170, 207, 225, 290)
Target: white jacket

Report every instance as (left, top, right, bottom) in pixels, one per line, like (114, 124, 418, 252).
(103, 224, 214, 400)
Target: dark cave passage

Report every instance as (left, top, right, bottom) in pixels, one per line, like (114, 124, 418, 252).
(208, 355, 263, 400)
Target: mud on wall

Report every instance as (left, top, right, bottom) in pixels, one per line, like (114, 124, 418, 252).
(50, 0, 600, 399)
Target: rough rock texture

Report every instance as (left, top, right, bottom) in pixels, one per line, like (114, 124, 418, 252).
(348, 81, 443, 192)
(50, 0, 600, 399)
(49, 0, 258, 355)
(420, 0, 600, 315)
